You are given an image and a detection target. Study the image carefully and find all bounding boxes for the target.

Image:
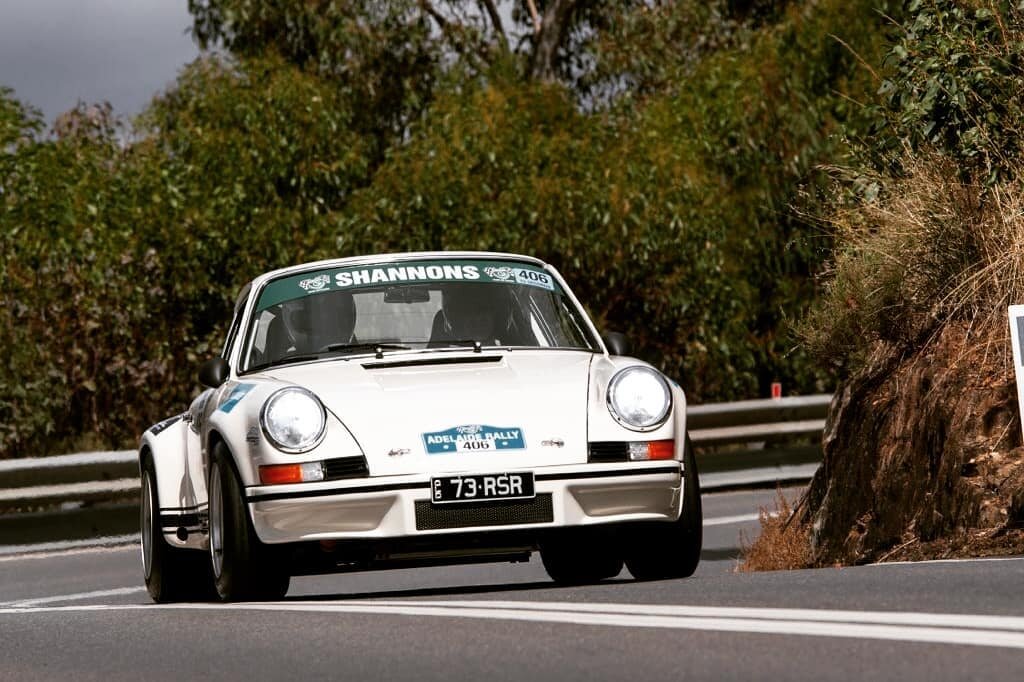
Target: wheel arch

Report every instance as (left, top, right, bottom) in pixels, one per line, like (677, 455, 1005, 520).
(139, 443, 153, 469)
(206, 428, 250, 486)
(139, 416, 190, 521)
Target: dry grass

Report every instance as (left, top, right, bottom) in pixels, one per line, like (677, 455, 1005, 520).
(802, 153, 1024, 369)
(737, 489, 813, 572)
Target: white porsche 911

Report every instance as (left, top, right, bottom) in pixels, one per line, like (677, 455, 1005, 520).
(139, 252, 702, 602)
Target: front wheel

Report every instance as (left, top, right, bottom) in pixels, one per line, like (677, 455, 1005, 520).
(140, 456, 215, 603)
(623, 433, 702, 580)
(208, 443, 290, 601)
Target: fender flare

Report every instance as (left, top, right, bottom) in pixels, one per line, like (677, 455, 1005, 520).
(205, 407, 260, 487)
(139, 415, 198, 548)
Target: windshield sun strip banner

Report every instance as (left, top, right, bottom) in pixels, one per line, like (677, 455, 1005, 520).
(256, 259, 558, 312)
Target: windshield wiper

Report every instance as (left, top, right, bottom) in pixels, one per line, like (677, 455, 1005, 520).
(432, 339, 484, 352)
(322, 342, 411, 355)
(245, 344, 411, 373)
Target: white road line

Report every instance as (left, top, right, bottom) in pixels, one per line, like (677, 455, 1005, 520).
(0, 587, 146, 608)
(3, 600, 1024, 650)
(870, 556, 1024, 567)
(703, 513, 762, 526)
(0, 535, 139, 561)
(359, 599, 1024, 631)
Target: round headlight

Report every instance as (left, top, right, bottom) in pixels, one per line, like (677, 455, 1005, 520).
(607, 366, 672, 430)
(260, 387, 326, 453)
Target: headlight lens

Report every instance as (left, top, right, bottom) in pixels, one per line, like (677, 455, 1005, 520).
(607, 366, 672, 430)
(260, 387, 326, 452)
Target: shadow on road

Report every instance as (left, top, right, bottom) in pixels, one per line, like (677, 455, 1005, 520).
(290, 548, 740, 601)
(288, 579, 626, 601)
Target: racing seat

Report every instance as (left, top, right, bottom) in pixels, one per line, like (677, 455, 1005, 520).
(287, 291, 358, 352)
(428, 284, 531, 347)
(427, 310, 453, 347)
(260, 312, 295, 365)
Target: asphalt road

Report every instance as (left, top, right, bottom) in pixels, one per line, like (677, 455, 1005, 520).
(1, 487, 1022, 681)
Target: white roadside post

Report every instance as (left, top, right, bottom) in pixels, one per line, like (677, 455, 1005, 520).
(1008, 305, 1024, 443)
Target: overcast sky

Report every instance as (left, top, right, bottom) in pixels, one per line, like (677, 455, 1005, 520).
(0, 0, 199, 126)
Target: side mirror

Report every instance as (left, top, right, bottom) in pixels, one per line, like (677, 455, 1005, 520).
(199, 357, 230, 388)
(603, 332, 629, 356)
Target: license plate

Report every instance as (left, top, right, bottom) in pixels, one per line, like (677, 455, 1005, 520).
(430, 472, 535, 504)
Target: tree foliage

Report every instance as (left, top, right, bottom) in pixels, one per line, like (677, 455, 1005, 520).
(186, 0, 618, 81)
(340, 76, 750, 395)
(0, 58, 368, 456)
(189, 0, 444, 152)
(807, 1, 1024, 372)
(874, 1, 1024, 182)
(0, 0, 898, 457)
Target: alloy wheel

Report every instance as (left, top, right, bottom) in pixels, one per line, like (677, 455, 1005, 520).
(208, 462, 224, 579)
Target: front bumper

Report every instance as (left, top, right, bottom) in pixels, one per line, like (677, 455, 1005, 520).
(246, 462, 683, 544)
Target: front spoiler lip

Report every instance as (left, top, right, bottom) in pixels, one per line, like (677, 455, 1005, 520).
(245, 463, 682, 504)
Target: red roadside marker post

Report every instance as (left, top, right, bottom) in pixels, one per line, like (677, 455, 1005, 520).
(771, 382, 782, 400)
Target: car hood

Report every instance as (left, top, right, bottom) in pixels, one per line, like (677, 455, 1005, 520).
(263, 350, 595, 475)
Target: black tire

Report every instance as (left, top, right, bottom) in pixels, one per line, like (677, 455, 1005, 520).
(624, 433, 703, 581)
(540, 530, 624, 585)
(140, 455, 216, 603)
(208, 442, 290, 601)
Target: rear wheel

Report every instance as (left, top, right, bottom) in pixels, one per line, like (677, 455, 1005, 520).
(540, 530, 624, 585)
(140, 456, 215, 603)
(624, 433, 702, 580)
(208, 443, 290, 601)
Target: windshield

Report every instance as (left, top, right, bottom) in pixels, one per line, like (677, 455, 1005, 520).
(240, 259, 598, 371)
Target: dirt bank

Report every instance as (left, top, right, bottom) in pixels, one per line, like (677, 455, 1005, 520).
(800, 323, 1024, 565)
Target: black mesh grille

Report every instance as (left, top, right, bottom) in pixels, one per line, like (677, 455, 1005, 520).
(415, 495, 554, 531)
(323, 456, 369, 481)
(588, 442, 628, 463)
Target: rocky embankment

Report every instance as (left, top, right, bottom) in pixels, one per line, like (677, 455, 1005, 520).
(801, 323, 1024, 565)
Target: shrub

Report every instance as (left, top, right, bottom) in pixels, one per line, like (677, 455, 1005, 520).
(873, 1, 1024, 182)
(802, 153, 1024, 371)
(739, 489, 812, 572)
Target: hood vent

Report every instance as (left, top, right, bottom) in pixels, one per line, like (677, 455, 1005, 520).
(362, 355, 503, 370)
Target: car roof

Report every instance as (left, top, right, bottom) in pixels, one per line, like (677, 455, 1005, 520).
(247, 251, 549, 290)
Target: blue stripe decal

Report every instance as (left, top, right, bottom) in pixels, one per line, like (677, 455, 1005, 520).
(219, 383, 255, 413)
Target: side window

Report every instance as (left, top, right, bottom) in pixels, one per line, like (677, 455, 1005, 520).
(222, 283, 252, 361)
(524, 288, 593, 348)
(221, 311, 243, 361)
(245, 309, 279, 368)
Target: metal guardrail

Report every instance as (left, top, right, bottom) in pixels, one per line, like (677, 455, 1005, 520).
(689, 394, 830, 489)
(0, 451, 139, 546)
(0, 394, 832, 546)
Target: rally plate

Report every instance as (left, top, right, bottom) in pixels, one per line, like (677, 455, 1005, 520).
(430, 472, 535, 505)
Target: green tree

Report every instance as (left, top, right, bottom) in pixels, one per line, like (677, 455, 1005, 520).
(0, 87, 42, 150)
(872, 0, 1024, 182)
(0, 56, 373, 457)
(185, 0, 665, 145)
(187, 0, 604, 81)
(0, 0, 902, 457)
